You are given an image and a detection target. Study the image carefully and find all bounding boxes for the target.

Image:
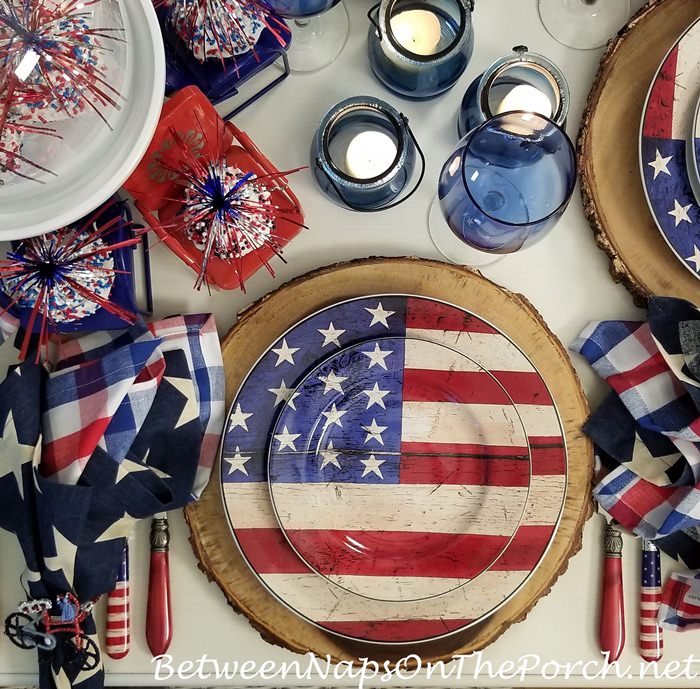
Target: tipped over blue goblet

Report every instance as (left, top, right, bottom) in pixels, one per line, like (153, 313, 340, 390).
(429, 111, 576, 266)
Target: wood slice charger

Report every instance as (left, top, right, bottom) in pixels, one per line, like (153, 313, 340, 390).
(579, 0, 700, 306)
(185, 257, 592, 663)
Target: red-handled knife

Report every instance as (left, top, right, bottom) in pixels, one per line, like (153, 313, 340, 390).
(600, 521, 625, 662)
(105, 545, 130, 659)
(146, 514, 172, 657)
(640, 539, 663, 662)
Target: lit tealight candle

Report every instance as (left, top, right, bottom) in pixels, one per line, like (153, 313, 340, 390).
(390, 9, 442, 57)
(345, 131, 398, 180)
(495, 84, 553, 119)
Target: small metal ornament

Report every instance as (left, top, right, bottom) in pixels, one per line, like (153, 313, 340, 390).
(457, 45, 570, 138)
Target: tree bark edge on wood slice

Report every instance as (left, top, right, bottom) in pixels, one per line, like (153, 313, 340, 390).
(185, 257, 593, 664)
(578, 0, 700, 308)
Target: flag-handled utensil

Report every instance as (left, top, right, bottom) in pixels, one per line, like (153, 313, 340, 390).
(146, 514, 172, 657)
(105, 545, 130, 660)
(640, 539, 663, 662)
(601, 519, 625, 662)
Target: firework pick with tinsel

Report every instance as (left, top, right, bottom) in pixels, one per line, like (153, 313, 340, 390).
(125, 87, 305, 292)
(0, 0, 125, 125)
(0, 198, 144, 361)
(155, 125, 305, 291)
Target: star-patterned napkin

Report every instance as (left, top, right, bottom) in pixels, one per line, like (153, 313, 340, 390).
(0, 315, 224, 689)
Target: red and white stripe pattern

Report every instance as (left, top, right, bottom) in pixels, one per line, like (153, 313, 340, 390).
(105, 545, 130, 660)
(642, 19, 700, 142)
(223, 296, 567, 643)
(640, 540, 663, 662)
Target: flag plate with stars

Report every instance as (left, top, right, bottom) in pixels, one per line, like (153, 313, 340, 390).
(268, 337, 532, 603)
(221, 296, 567, 644)
(641, 18, 700, 279)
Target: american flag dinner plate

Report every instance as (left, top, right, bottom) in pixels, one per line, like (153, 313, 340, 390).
(221, 296, 567, 644)
(640, 18, 700, 281)
(268, 337, 532, 604)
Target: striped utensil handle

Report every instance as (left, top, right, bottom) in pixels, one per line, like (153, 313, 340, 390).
(105, 545, 130, 659)
(640, 539, 663, 662)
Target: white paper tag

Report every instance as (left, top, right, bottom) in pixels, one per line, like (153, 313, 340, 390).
(14, 49, 40, 82)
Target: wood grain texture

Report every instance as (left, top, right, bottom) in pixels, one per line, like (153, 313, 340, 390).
(578, 0, 700, 307)
(184, 257, 592, 664)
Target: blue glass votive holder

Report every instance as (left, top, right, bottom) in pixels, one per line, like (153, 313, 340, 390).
(367, 0, 474, 100)
(312, 96, 425, 211)
(158, 7, 292, 119)
(457, 45, 570, 139)
(429, 111, 576, 266)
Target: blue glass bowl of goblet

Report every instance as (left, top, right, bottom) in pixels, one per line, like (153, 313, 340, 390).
(255, 0, 340, 18)
(437, 111, 576, 257)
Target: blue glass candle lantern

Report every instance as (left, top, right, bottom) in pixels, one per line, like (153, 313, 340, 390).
(367, 0, 474, 100)
(457, 45, 570, 139)
(312, 96, 425, 211)
(254, 0, 349, 72)
(158, 6, 292, 120)
(429, 111, 576, 266)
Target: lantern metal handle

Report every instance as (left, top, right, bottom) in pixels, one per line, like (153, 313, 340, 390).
(314, 115, 426, 213)
(368, 0, 475, 42)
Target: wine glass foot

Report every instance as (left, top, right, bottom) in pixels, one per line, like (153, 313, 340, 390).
(287, 2, 350, 73)
(538, 0, 631, 50)
(428, 197, 504, 268)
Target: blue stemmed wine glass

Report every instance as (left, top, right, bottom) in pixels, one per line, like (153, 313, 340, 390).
(429, 111, 576, 266)
(254, 0, 349, 72)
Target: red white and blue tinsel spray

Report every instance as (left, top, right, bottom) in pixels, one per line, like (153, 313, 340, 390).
(0, 200, 143, 361)
(156, 125, 305, 291)
(153, 0, 288, 63)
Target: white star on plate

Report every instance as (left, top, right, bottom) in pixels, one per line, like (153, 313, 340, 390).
(365, 302, 395, 328)
(363, 419, 388, 445)
(321, 403, 347, 430)
(648, 149, 673, 180)
(687, 245, 700, 271)
(225, 446, 251, 475)
(275, 426, 301, 451)
(362, 343, 393, 370)
(362, 382, 390, 409)
(228, 404, 253, 432)
(668, 199, 693, 227)
(318, 370, 348, 394)
(271, 338, 300, 367)
(319, 441, 341, 470)
(318, 322, 346, 348)
(268, 380, 300, 409)
(361, 454, 385, 479)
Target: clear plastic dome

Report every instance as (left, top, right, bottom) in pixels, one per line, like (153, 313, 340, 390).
(0, 0, 165, 239)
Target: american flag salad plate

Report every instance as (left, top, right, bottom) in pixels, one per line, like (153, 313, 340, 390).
(640, 18, 700, 281)
(268, 337, 532, 604)
(220, 295, 568, 644)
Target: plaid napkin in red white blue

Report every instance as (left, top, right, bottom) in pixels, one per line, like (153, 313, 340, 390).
(572, 296, 700, 630)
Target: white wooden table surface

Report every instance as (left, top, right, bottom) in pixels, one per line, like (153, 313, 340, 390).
(7, 1, 700, 686)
